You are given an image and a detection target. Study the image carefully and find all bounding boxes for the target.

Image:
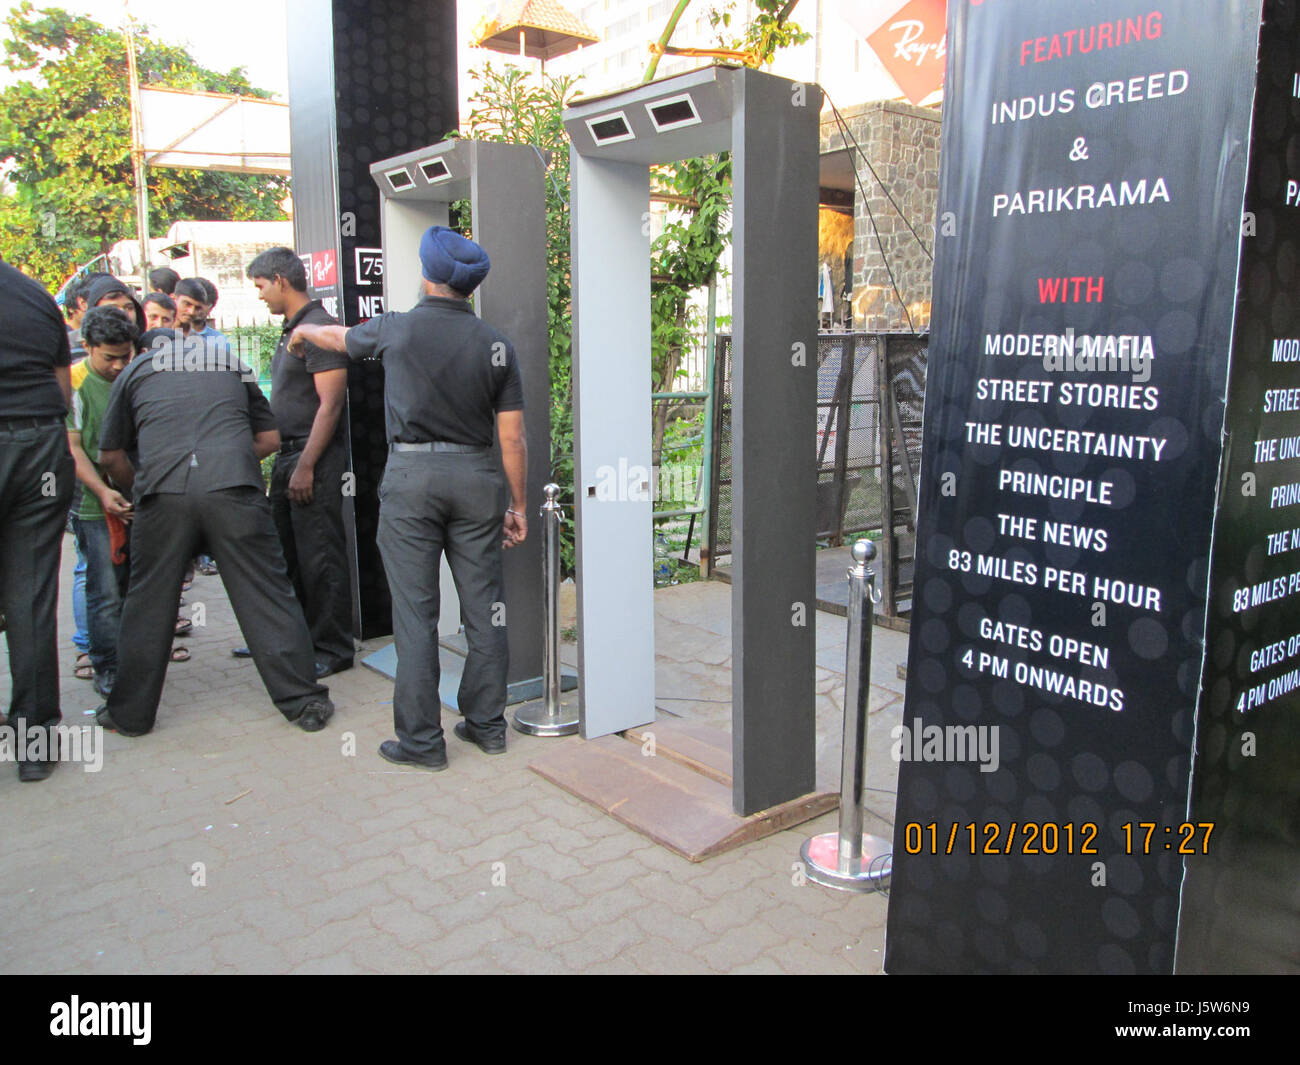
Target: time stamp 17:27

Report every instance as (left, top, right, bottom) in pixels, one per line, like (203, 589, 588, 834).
(901, 821, 1215, 856)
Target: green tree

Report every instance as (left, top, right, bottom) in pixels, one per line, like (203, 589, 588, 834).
(0, 2, 287, 289)
(460, 3, 807, 571)
(464, 62, 581, 574)
(644, 1, 809, 452)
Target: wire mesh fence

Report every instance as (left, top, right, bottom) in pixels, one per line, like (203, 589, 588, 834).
(708, 331, 928, 615)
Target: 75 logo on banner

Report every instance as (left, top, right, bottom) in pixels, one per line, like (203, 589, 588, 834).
(355, 248, 384, 287)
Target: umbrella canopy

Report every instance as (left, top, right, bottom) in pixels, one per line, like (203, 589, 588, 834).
(472, 0, 599, 62)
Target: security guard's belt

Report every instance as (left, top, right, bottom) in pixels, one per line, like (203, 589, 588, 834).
(0, 414, 64, 430)
(391, 441, 488, 454)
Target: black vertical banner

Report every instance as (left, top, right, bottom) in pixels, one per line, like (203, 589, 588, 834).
(1178, 0, 1300, 975)
(885, 0, 1263, 973)
(288, 0, 458, 638)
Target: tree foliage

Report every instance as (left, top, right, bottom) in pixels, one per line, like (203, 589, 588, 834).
(464, 63, 580, 574)
(457, 3, 808, 570)
(645, 1, 809, 441)
(704, 0, 810, 62)
(0, 2, 288, 288)
(649, 153, 729, 401)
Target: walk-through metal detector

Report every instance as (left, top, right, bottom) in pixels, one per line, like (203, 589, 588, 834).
(365, 138, 560, 705)
(565, 67, 821, 815)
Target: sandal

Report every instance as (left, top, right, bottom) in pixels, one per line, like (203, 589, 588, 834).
(75, 651, 94, 681)
(170, 644, 190, 663)
(174, 616, 193, 637)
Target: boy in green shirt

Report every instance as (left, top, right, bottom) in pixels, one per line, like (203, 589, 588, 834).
(67, 308, 137, 696)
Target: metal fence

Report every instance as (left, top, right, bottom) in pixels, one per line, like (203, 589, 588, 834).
(708, 331, 927, 617)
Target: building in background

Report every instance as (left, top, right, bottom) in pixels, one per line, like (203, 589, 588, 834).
(457, 0, 944, 334)
(62, 220, 294, 328)
(459, 1, 934, 106)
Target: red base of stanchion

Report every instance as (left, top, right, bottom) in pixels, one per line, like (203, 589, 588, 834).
(800, 831, 892, 892)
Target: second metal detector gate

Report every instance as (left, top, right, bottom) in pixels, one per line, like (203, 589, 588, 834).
(565, 67, 822, 816)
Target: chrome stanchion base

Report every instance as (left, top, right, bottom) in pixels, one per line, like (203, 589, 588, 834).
(799, 832, 892, 892)
(511, 697, 580, 737)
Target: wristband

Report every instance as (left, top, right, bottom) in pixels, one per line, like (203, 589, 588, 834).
(507, 508, 524, 517)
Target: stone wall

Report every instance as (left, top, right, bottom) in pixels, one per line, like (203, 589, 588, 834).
(821, 100, 941, 333)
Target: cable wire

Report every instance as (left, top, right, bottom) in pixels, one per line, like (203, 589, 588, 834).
(824, 93, 932, 334)
(825, 94, 934, 262)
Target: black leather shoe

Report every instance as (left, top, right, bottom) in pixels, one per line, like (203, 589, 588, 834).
(315, 659, 353, 679)
(453, 721, 506, 755)
(18, 728, 58, 782)
(231, 646, 252, 658)
(296, 700, 334, 732)
(94, 705, 149, 737)
(378, 739, 448, 771)
(18, 758, 56, 782)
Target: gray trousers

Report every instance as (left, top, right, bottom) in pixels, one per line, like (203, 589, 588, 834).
(0, 420, 74, 727)
(377, 449, 508, 757)
(106, 485, 329, 734)
(270, 441, 354, 671)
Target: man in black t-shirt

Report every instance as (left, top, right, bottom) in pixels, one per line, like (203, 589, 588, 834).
(288, 226, 527, 771)
(0, 258, 76, 781)
(246, 247, 354, 676)
(93, 329, 335, 736)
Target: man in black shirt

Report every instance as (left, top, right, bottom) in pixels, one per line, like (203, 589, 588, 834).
(288, 226, 526, 771)
(94, 329, 335, 736)
(0, 258, 76, 780)
(245, 247, 353, 676)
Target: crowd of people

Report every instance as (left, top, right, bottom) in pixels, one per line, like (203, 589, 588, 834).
(1, 227, 528, 781)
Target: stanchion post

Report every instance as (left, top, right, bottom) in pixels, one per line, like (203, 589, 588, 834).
(799, 539, 892, 891)
(512, 484, 580, 737)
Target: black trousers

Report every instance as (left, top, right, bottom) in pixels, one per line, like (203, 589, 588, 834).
(0, 420, 74, 727)
(377, 449, 508, 757)
(106, 485, 329, 733)
(270, 441, 354, 671)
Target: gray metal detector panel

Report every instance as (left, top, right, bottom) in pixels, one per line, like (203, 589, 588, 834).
(472, 142, 550, 673)
(729, 71, 820, 814)
(566, 67, 820, 814)
(368, 139, 550, 684)
(570, 151, 656, 738)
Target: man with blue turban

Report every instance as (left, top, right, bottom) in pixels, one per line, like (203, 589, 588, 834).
(288, 226, 528, 771)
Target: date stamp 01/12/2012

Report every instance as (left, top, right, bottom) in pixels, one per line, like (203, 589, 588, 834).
(900, 821, 1215, 856)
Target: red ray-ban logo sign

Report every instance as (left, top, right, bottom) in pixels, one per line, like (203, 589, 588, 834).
(867, 0, 947, 104)
(311, 250, 337, 287)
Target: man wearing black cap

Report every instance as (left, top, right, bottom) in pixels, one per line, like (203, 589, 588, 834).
(83, 275, 146, 332)
(288, 226, 526, 771)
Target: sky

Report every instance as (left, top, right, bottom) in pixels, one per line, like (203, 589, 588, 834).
(0, 0, 290, 96)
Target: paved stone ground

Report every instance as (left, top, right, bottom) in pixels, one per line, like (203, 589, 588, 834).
(0, 536, 904, 974)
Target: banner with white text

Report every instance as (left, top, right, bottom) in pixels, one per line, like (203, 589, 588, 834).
(885, 0, 1264, 973)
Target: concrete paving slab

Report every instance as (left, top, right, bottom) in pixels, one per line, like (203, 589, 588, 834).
(0, 533, 902, 974)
